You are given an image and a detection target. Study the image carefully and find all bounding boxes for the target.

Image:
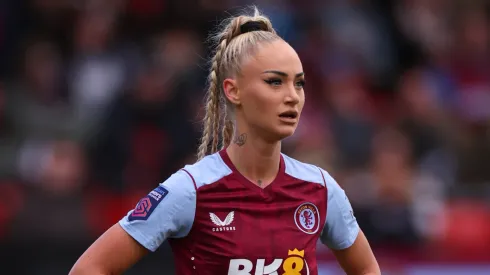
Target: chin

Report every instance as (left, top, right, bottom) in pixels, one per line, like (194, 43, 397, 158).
(254, 123, 297, 142)
(275, 125, 297, 140)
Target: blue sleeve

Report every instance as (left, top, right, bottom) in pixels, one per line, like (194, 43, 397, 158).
(319, 169, 360, 250)
(118, 170, 196, 252)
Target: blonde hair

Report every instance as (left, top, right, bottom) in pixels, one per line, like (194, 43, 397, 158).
(197, 7, 281, 160)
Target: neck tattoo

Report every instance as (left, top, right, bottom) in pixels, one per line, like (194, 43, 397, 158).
(233, 133, 247, 147)
(257, 180, 262, 186)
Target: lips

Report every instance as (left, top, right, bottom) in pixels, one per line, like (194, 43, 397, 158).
(279, 110, 298, 119)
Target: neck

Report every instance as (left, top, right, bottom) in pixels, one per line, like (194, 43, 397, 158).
(226, 132, 282, 187)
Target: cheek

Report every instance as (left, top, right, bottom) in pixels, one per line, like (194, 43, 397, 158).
(300, 92, 306, 105)
(242, 87, 275, 114)
(246, 94, 273, 117)
(298, 92, 306, 111)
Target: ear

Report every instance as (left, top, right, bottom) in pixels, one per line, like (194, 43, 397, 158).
(223, 78, 241, 106)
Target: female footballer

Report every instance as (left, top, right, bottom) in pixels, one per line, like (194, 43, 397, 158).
(70, 7, 380, 275)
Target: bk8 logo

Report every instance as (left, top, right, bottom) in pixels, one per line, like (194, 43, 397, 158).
(227, 249, 309, 275)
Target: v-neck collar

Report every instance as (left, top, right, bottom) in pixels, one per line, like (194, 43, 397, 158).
(219, 149, 286, 196)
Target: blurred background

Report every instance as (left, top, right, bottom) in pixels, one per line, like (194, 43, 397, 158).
(0, 0, 490, 274)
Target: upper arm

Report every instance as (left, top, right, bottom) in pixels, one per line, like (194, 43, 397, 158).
(331, 230, 380, 275)
(118, 169, 197, 251)
(319, 169, 379, 274)
(70, 170, 196, 274)
(70, 223, 149, 275)
(320, 169, 360, 250)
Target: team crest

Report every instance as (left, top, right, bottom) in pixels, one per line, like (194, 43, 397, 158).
(294, 202, 320, 234)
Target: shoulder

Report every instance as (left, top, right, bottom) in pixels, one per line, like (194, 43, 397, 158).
(281, 153, 330, 188)
(181, 152, 233, 190)
(281, 153, 341, 196)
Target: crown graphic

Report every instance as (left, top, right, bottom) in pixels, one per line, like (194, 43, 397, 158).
(288, 248, 305, 258)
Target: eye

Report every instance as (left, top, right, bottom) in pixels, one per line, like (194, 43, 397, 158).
(295, 79, 306, 88)
(264, 78, 282, 87)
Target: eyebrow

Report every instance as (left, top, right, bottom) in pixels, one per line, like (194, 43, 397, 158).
(261, 70, 305, 78)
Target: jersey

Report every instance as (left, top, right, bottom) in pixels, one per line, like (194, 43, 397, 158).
(119, 150, 359, 275)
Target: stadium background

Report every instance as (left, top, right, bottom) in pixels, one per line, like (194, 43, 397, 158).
(0, 0, 490, 274)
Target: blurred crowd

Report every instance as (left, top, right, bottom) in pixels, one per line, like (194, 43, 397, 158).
(1, 0, 490, 274)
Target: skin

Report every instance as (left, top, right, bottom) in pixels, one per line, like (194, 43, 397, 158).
(69, 39, 380, 275)
(224, 39, 306, 187)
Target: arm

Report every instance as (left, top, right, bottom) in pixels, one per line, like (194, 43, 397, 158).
(331, 230, 380, 275)
(70, 170, 196, 275)
(319, 169, 380, 275)
(69, 224, 148, 275)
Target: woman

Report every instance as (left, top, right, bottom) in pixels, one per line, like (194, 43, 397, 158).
(70, 7, 380, 275)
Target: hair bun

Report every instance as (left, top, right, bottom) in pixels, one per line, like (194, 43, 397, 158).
(240, 21, 267, 34)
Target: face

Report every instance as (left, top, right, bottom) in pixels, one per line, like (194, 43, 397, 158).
(224, 39, 306, 141)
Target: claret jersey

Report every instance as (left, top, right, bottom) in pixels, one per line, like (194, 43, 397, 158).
(119, 150, 359, 275)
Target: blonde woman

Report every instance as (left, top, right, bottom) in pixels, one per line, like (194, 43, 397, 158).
(70, 7, 380, 275)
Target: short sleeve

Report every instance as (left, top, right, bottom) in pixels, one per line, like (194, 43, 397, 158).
(319, 169, 360, 250)
(119, 170, 196, 252)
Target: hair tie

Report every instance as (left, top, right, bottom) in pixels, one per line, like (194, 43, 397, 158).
(240, 21, 265, 34)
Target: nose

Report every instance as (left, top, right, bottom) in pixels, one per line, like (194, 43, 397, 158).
(284, 85, 300, 105)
